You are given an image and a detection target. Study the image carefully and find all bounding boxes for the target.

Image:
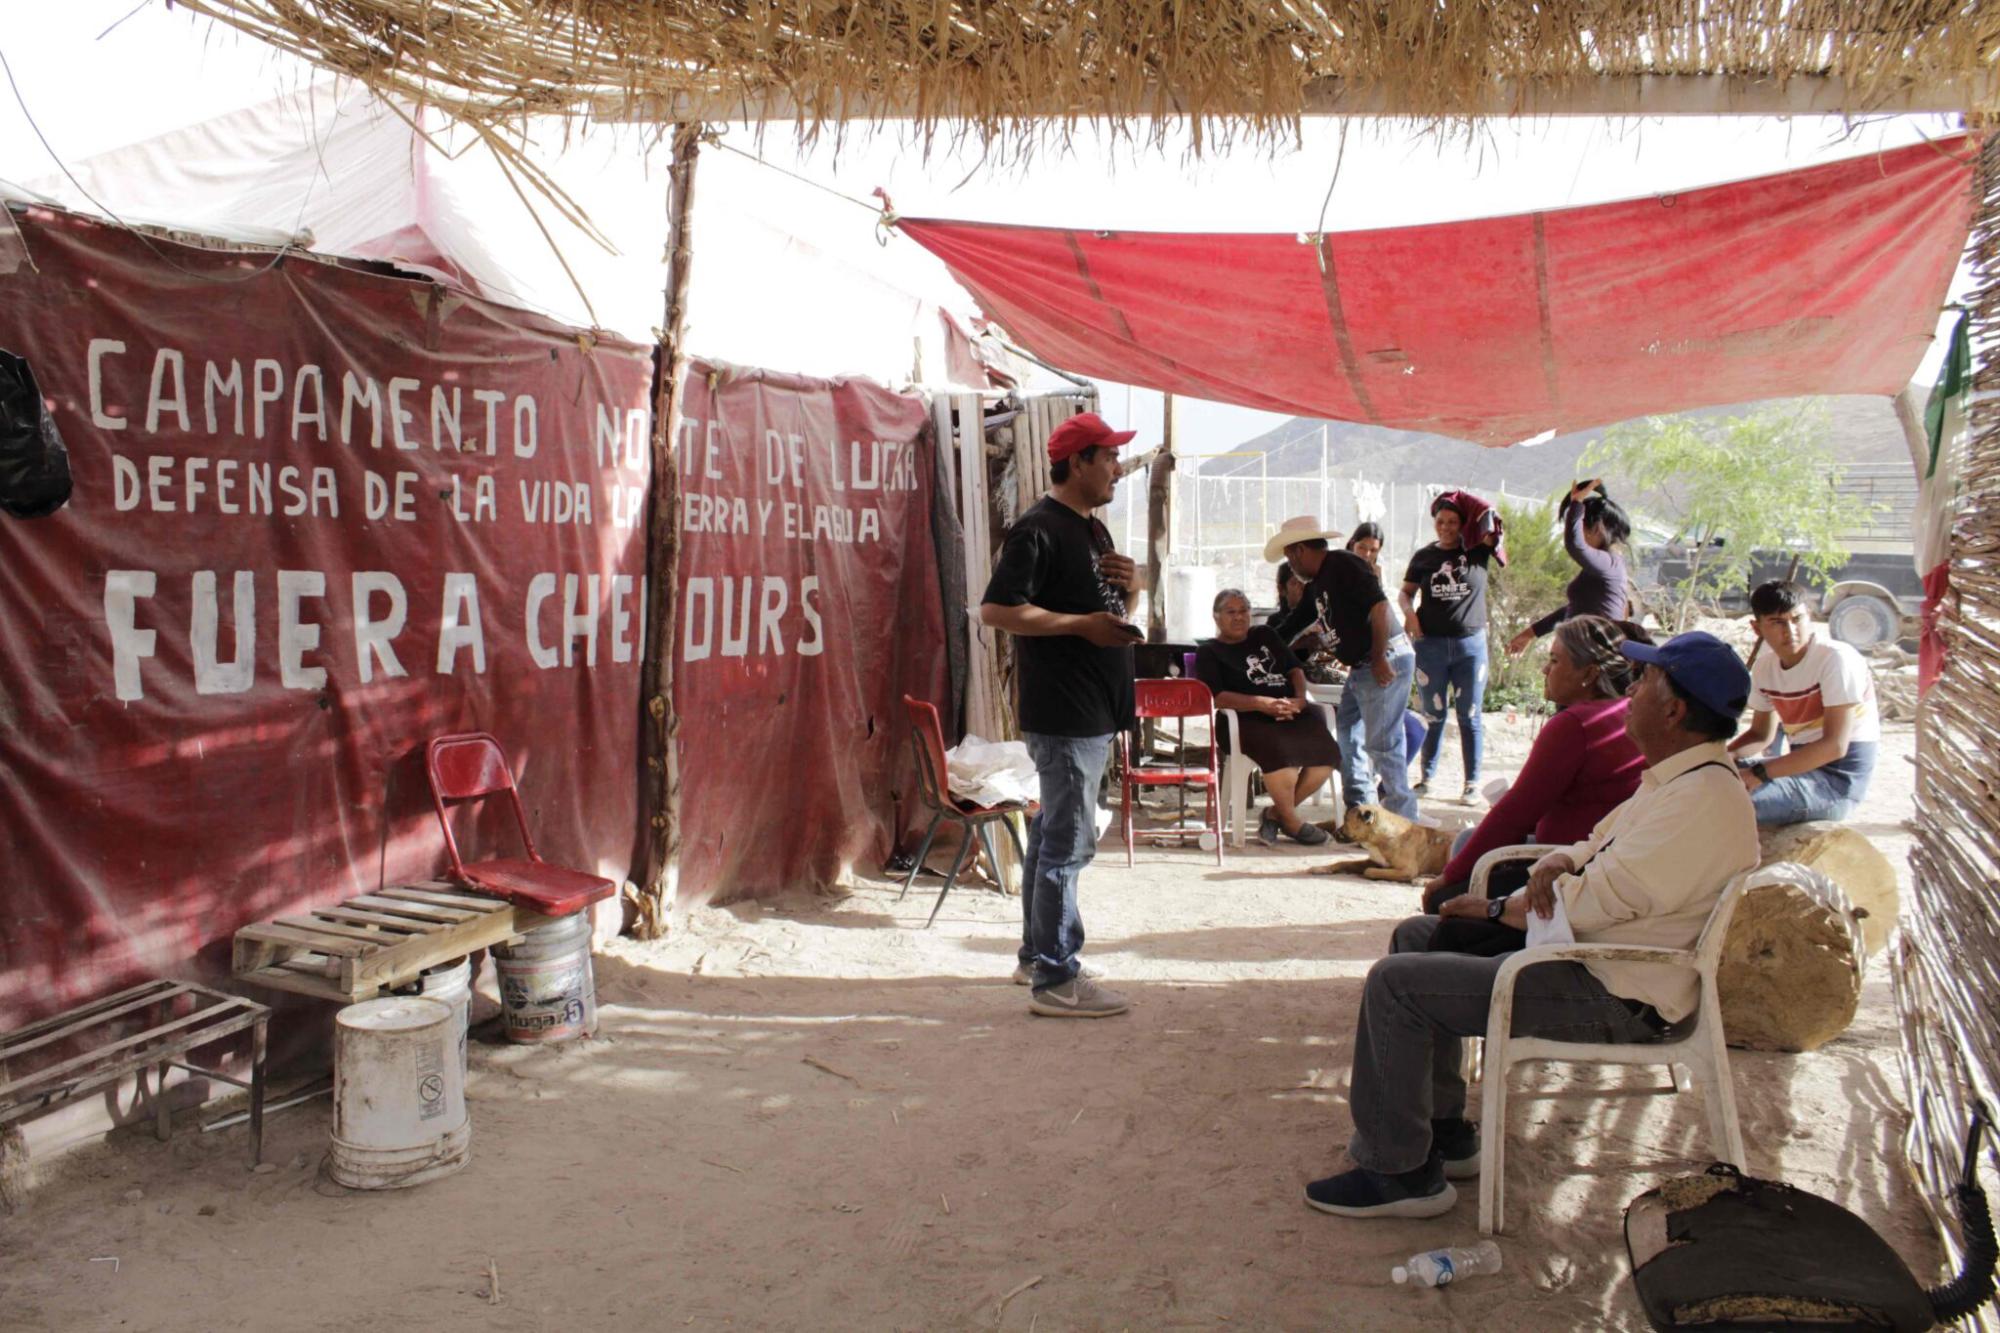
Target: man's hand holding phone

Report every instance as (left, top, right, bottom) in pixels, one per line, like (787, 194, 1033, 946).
(1077, 612, 1144, 647)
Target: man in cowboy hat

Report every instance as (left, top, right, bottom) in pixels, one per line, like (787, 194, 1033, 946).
(1268, 515, 1420, 820)
(981, 411, 1143, 1019)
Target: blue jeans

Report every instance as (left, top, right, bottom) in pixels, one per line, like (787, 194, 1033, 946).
(1017, 732, 1111, 986)
(1414, 633, 1488, 785)
(1335, 684, 1370, 807)
(1751, 741, 1877, 826)
(1339, 638, 1419, 819)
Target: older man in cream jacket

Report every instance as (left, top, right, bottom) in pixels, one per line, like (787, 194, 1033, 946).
(1303, 631, 1760, 1220)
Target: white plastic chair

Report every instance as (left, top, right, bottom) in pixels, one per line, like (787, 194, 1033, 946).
(1476, 868, 1758, 1236)
(1217, 707, 1256, 847)
(1218, 706, 1342, 847)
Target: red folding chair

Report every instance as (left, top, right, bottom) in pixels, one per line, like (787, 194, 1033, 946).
(1120, 678, 1224, 867)
(423, 732, 617, 917)
(899, 696, 1037, 928)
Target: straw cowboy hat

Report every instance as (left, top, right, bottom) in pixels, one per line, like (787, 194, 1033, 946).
(1262, 514, 1343, 564)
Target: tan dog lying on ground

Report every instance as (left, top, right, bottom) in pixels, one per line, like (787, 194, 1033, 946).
(1308, 804, 1454, 882)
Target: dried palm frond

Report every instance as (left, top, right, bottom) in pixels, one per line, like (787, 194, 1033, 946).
(175, 1, 2000, 162)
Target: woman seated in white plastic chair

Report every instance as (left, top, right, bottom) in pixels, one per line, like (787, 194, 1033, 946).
(1194, 589, 1340, 847)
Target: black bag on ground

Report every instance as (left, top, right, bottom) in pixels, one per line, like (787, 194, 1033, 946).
(1624, 1116, 1996, 1331)
(0, 350, 72, 518)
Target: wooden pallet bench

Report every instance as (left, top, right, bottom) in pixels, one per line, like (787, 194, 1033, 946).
(0, 979, 270, 1165)
(231, 881, 555, 1004)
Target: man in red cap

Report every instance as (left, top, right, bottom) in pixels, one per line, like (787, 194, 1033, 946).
(981, 411, 1143, 1018)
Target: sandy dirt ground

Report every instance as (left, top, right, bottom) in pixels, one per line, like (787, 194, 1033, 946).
(2, 717, 1933, 1331)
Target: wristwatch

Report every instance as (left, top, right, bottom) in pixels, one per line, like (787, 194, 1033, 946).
(1486, 897, 1509, 923)
(1749, 762, 1771, 783)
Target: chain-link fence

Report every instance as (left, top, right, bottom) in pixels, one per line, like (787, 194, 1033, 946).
(1102, 433, 1538, 619)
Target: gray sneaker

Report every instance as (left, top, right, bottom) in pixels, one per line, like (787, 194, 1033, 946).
(1028, 976, 1131, 1018)
(1013, 959, 1103, 986)
(1256, 813, 1283, 848)
(1287, 821, 1331, 847)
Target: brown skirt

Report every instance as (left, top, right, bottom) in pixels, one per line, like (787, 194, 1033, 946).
(1222, 704, 1340, 772)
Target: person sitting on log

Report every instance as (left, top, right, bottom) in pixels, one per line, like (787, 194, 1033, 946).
(1302, 631, 1758, 1219)
(1727, 580, 1881, 826)
(1195, 588, 1339, 848)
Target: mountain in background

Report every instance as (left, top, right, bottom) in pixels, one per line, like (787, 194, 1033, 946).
(1196, 394, 1916, 500)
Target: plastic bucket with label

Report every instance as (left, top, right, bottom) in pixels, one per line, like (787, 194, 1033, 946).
(328, 995, 470, 1189)
(494, 913, 597, 1044)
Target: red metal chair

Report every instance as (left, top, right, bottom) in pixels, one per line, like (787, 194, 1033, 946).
(1120, 678, 1224, 867)
(423, 732, 617, 918)
(899, 696, 1037, 928)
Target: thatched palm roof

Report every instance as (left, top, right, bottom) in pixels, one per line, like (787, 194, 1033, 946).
(180, 2, 1999, 151)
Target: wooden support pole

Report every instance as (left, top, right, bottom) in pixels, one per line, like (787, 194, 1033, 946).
(1146, 393, 1176, 641)
(634, 123, 702, 939)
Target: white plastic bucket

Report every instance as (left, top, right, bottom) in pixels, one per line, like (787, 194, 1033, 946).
(328, 996, 471, 1190)
(494, 914, 596, 1044)
(415, 957, 471, 1081)
(1165, 564, 1217, 645)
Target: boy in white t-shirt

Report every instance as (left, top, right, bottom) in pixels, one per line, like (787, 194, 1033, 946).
(1727, 581, 1881, 826)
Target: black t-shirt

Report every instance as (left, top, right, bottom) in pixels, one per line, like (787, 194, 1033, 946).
(1272, 549, 1386, 667)
(1195, 626, 1301, 701)
(1402, 542, 1491, 637)
(980, 496, 1136, 737)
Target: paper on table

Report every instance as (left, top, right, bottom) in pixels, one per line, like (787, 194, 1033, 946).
(1523, 887, 1577, 949)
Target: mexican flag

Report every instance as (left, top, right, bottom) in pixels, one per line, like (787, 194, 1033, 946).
(1916, 312, 1969, 696)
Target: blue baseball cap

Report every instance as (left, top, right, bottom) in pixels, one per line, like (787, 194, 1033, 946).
(1619, 631, 1752, 718)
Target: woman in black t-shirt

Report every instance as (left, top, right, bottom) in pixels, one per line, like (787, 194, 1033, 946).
(1195, 589, 1339, 847)
(1400, 496, 1497, 802)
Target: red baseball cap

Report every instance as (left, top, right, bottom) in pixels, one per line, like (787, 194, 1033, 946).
(1047, 411, 1138, 463)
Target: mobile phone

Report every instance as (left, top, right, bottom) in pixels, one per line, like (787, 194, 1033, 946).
(1116, 621, 1144, 640)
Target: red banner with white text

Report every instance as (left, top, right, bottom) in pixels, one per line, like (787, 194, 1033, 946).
(0, 207, 656, 1027)
(672, 364, 947, 904)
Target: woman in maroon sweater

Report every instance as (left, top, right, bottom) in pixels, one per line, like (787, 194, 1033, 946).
(1421, 615, 1649, 911)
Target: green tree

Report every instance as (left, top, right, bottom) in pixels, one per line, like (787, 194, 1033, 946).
(1583, 405, 1872, 631)
(1484, 496, 1572, 714)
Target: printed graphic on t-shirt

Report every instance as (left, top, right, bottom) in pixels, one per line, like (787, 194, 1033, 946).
(1088, 519, 1127, 619)
(1308, 590, 1342, 655)
(1243, 645, 1286, 689)
(1428, 557, 1473, 603)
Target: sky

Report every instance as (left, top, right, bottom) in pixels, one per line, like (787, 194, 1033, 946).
(0, 3, 1971, 457)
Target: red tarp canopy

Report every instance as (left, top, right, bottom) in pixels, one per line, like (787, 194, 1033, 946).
(899, 137, 1974, 445)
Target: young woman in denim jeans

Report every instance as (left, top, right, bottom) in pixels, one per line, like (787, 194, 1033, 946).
(1400, 497, 1498, 803)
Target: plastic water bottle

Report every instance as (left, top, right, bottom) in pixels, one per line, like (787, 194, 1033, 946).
(1393, 1240, 1503, 1288)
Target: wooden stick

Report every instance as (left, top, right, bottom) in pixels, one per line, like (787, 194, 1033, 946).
(1146, 393, 1175, 641)
(997, 1274, 1042, 1315)
(801, 1054, 860, 1085)
(635, 122, 702, 939)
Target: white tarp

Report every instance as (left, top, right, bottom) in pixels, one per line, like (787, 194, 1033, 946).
(19, 81, 1001, 389)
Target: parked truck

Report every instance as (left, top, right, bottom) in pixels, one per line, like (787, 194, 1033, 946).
(1632, 463, 1920, 650)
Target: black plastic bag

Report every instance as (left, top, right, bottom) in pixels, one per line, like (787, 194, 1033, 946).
(0, 349, 72, 518)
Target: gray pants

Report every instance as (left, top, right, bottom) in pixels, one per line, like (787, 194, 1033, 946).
(1345, 915, 1662, 1175)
